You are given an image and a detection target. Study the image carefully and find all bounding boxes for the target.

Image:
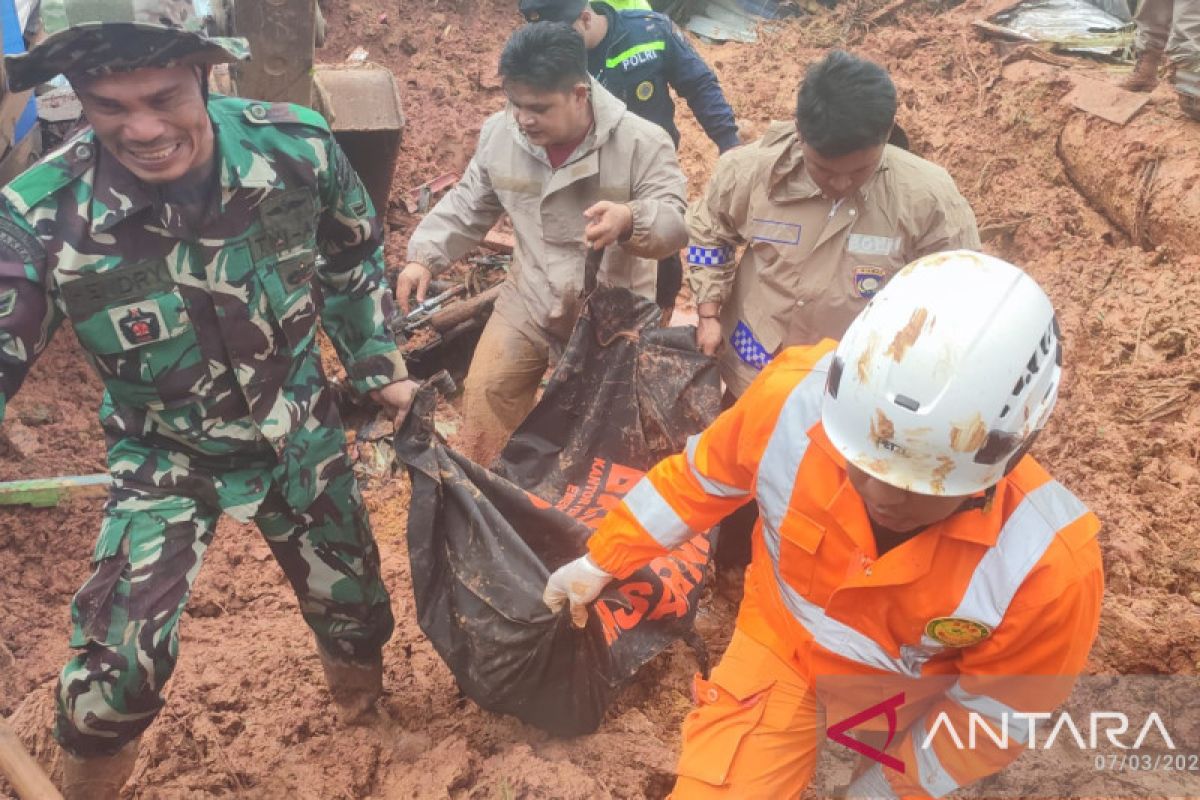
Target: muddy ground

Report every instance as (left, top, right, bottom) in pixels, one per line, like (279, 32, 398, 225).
(2, 0, 1198, 796)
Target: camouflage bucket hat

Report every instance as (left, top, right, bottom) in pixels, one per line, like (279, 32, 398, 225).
(5, 0, 250, 92)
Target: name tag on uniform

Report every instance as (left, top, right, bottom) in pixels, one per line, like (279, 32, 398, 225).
(250, 188, 317, 262)
(750, 218, 802, 246)
(59, 259, 173, 320)
(847, 233, 900, 256)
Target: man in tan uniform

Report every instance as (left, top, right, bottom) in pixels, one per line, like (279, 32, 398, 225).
(688, 50, 980, 398)
(398, 22, 687, 464)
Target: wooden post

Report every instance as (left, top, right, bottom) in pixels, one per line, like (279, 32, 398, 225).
(0, 717, 62, 800)
(232, 0, 317, 106)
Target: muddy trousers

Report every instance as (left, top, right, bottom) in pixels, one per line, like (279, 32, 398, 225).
(54, 463, 394, 757)
(460, 308, 553, 466)
(1134, 0, 1200, 67)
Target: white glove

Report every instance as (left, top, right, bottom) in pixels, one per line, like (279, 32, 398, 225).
(542, 555, 614, 628)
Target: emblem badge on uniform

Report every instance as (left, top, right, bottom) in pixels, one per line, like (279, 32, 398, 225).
(112, 305, 165, 347)
(925, 616, 992, 647)
(853, 266, 887, 299)
(635, 80, 654, 101)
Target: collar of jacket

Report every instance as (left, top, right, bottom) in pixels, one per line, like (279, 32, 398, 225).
(761, 121, 892, 207)
(808, 423, 1003, 548)
(89, 104, 277, 234)
(596, 5, 654, 69)
(593, 4, 627, 67)
(507, 77, 628, 167)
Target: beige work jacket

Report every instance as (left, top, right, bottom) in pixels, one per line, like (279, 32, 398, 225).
(407, 79, 687, 343)
(686, 121, 979, 394)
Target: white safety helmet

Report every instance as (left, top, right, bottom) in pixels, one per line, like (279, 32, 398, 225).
(821, 250, 1061, 496)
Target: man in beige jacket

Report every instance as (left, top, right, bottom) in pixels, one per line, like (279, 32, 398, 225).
(688, 50, 980, 398)
(399, 22, 687, 463)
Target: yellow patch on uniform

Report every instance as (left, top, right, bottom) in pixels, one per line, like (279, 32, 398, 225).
(852, 265, 887, 299)
(926, 617, 992, 647)
(635, 80, 654, 101)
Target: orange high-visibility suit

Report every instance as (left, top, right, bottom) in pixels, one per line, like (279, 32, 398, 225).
(587, 341, 1104, 799)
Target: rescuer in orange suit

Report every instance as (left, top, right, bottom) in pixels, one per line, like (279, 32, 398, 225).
(543, 250, 1104, 798)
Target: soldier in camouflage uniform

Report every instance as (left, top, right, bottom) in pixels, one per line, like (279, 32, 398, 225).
(0, 2, 417, 796)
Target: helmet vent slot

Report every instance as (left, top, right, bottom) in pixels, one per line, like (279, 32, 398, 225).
(975, 430, 1020, 465)
(893, 394, 921, 411)
(826, 356, 845, 399)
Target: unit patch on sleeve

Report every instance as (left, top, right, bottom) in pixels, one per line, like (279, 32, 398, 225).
(925, 616, 992, 647)
(0, 216, 45, 265)
(730, 320, 774, 370)
(0, 287, 15, 318)
(635, 80, 655, 101)
(687, 244, 733, 267)
(852, 266, 887, 299)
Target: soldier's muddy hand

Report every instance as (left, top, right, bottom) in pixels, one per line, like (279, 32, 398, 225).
(369, 379, 421, 426)
(395, 262, 433, 314)
(582, 201, 633, 250)
(543, 555, 614, 628)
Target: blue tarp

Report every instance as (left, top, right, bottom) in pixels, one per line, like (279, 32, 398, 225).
(2, 0, 37, 141)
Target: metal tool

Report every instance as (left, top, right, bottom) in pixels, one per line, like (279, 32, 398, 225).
(394, 284, 468, 334)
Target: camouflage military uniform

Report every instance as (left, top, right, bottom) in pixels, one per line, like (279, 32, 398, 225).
(0, 95, 405, 756)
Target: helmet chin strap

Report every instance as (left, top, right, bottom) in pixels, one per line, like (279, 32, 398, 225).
(958, 428, 1040, 516)
(952, 426, 1042, 517)
(196, 64, 211, 102)
(957, 485, 997, 515)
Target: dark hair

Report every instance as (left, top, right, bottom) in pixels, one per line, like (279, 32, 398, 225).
(796, 50, 896, 158)
(499, 22, 588, 92)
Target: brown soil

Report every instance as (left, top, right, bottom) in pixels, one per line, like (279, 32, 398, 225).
(3, 0, 1199, 796)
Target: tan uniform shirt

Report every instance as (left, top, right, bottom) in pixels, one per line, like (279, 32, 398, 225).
(686, 121, 980, 395)
(407, 79, 688, 344)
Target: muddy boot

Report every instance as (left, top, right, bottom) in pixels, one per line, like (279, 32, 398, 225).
(60, 737, 139, 800)
(319, 647, 383, 724)
(1179, 92, 1200, 121)
(1122, 48, 1163, 91)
